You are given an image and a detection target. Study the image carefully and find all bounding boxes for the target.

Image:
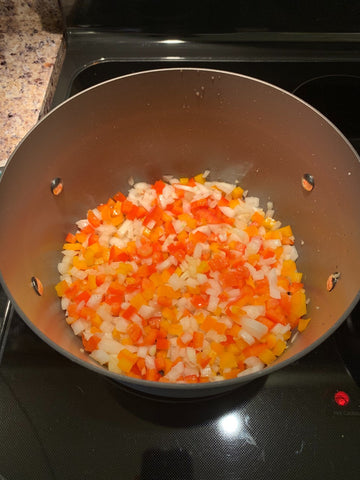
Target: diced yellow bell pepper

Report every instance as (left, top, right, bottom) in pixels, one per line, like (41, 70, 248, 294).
(63, 242, 82, 250)
(283, 331, 291, 341)
(91, 314, 102, 328)
(178, 213, 197, 229)
(259, 348, 277, 365)
(162, 307, 177, 323)
(263, 217, 277, 230)
(290, 290, 307, 322)
(168, 324, 183, 336)
(117, 349, 137, 373)
(278, 225, 293, 237)
(157, 284, 179, 299)
(298, 317, 311, 332)
(227, 343, 240, 355)
(87, 274, 97, 290)
(229, 199, 239, 209)
(160, 270, 172, 283)
(231, 186, 244, 199)
(130, 292, 146, 310)
(272, 339, 287, 356)
(194, 173, 206, 184)
(110, 213, 124, 227)
(178, 231, 187, 242)
(246, 254, 260, 265)
(264, 229, 282, 240)
(245, 224, 258, 237)
(112, 328, 122, 341)
(282, 259, 302, 282)
(219, 351, 238, 370)
(150, 272, 162, 287)
(72, 255, 88, 270)
(117, 262, 133, 275)
(197, 261, 210, 273)
(251, 211, 265, 225)
(142, 285, 155, 301)
(211, 341, 225, 355)
(210, 242, 220, 252)
(55, 279, 69, 297)
(292, 272, 303, 283)
(265, 333, 278, 349)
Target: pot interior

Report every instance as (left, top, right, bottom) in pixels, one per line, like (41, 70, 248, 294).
(0, 68, 359, 394)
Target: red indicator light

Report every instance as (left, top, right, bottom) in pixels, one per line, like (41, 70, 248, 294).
(334, 391, 350, 407)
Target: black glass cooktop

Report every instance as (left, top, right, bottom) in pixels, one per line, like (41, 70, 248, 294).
(1, 304, 360, 480)
(1, 31, 360, 480)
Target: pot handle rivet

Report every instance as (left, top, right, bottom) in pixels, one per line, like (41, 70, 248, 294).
(302, 173, 315, 192)
(51, 177, 63, 195)
(327, 272, 340, 292)
(31, 276, 44, 296)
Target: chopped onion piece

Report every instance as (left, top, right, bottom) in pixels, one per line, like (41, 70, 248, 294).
(241, 317, 268, 340)
(238, 329, 256, 345)
(165, 362, 185, 382)
(58, 173, 306, 384)
(241, 305, 265, 319)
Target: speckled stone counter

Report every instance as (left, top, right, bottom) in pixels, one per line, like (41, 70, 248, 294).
(0, 0, 64, 167)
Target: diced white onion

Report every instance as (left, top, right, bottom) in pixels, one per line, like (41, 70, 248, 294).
(244, 196, 260, 208)
(165, 361, 184, 382)
(148, 345, 156, 356)
(245, 237, 262, 256)
(240, 316, 268, 340)
(114, 317, 129, 333)
(108, 355, 123, 374)
(156, 255, 177, 271)
(137, 346, 148, 358)
(237, 364, 264, 377)
(219, 206, 236, 218)
(71, 319, 88, 336)
(193, 243, 203, 259)
(61, 297, 70, 310)
(241, 305, 265, 319)
(98, 336, 122, 355)
(245, 356, 265, 369)
(244, 262, 264, 281)
(267, 268, 281, 299)
(145, 355, 155, 370)
(238, 329, 256, 345)
(186, 347, 197, 365)
(283, 245, 299, 261)
(138, 305, 156, 319)
(181, 331, 193, 344)
(87, 293, 103, 309)
(207, 295, 219, 312)
(271, 323, 291, 335)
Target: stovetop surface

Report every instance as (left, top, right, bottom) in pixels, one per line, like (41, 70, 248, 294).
(1, 31, 360, 480)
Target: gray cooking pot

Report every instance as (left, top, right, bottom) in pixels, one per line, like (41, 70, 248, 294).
(0, 68, 359, 397)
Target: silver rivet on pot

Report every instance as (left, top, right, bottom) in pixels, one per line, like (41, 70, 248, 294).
(51, 177, 63, 195)
(301, 173, 315, 192)
(31, 276, 44, 296)
(327, 272, 340, 292)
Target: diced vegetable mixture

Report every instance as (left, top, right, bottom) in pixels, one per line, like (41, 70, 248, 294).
(56, 172, 310, 383)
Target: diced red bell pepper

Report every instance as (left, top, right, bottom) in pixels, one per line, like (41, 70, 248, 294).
(152, 180, 166, 194)
(191, 294, 209, 309)
(87, 210, 101, 228)
(82, 334, 101, 352)
(65, 232, 77, 243)
(113, 191, 126, 202)
(122, 305, 137, 320)
(127, 323, 142, 343)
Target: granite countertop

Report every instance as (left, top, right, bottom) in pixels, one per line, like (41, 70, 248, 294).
(0, 0, 64, 167)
